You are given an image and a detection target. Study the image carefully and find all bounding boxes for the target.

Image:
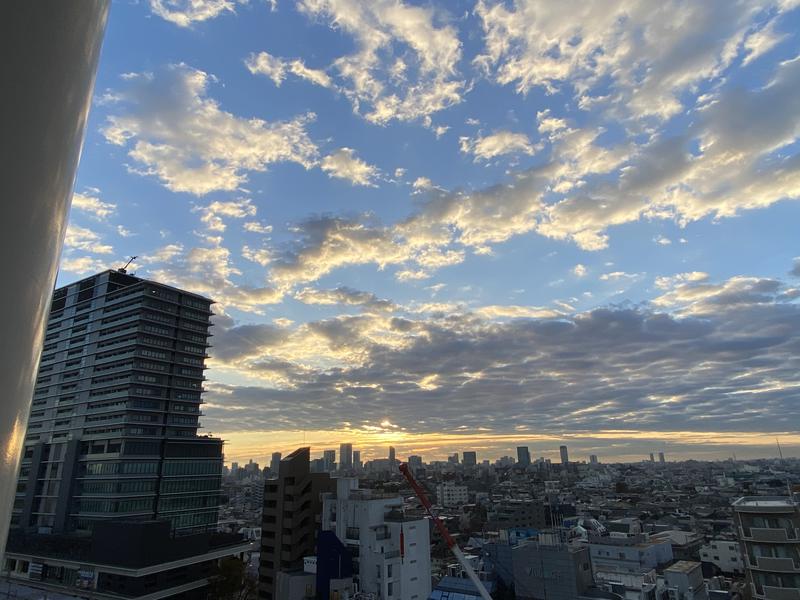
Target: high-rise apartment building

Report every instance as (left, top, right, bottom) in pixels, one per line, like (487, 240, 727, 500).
(3, 270, 252, 598)
(339, 443, 353, 470)
(462, 451, 477, 467)
(259, 447, 335, 600)
(560, 445, 569, 465)
(11, 269, 222, 535)
(517, 446, 531, 467)
(322, 478, 432, 600)
(323, 449, 336, 472)
(733, 496, 800, 599)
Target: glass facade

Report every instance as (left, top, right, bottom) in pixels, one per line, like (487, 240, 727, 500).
(12, 270, 223, 535)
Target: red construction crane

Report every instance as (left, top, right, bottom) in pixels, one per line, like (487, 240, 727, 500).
(399, 463, 493, 600)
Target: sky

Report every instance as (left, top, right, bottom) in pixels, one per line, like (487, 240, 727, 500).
(61, 0, 800, 465)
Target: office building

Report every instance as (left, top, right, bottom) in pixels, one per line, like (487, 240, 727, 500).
(589, 454, 599, 465)
(462, 451, 477, 467)
(352, 449, 362, 470)
(339, 443, 353, 470)
(407, 455, 423, 472)
(3, 270, 252, 597)
(269, 452, 281, 475)
(436, 482, 469, 507)
(322, 478, 431, 600)
(733, 496, 800, 600)
(11, 270, 223, 534)
(517, 446, 531, 467)
(323, 449, 336, 472)
(649, 452, 655, 462)
(388, 446, 396, 464)
(448, 453, 459, 465)
(560, 445, 569, 465)
(259, 447, 335, 600)
(659, 451, 666, 463)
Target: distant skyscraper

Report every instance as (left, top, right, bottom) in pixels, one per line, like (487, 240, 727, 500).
(517, 446, 531, 466)
(388, 446, 396, 463)
(560, 445, 569, 465)
(11, 270, 222, 534)
(658, 452, 666, 464)
(352, 449, 362, 469)
(323, 449, 336, 472)
(649, 452, 655, 462)
(408, 455, 423, 472)
(339, 443, 353, 469)
(270, 451, 281, 474)
(462, 451, 477, 467)
(589, 454, 599, 465)
(448, 452, 459, 464)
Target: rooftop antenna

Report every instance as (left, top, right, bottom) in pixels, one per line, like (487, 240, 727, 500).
(118, 255, 137, 274)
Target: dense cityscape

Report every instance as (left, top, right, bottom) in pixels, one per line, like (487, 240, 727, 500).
(2, 271, 798, 600)
(4, 1, 800, 600)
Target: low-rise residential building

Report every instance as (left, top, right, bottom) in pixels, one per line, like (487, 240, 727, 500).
(700, 539, 744, 575)
(436, 482, 469, 508)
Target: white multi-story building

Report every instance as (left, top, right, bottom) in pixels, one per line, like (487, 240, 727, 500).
(323, 478, 432, 600)
(436, 483, 469, 507)
(699, 539, 743, 575)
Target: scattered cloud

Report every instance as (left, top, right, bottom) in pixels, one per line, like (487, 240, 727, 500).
(71, 191, 116, 220)
(295, 0, 465, 124)
(102, 64, 319, 195)
(245, 52, 333, 88)
(64, 224, 114, 254)
(459, 130, 535, 161)
(149, 0, 240, 27)
(572, 264, 588, 277)
(320, 148, 380, 186)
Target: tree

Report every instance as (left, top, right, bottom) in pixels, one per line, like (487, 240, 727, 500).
(208, 557, 256, 600)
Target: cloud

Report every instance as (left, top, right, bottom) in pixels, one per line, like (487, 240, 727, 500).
(412, 177, 433, 192)
(245, 52, 333, 88)
(146, 241, 283, 313)
(791, 258, 800, 277)
(474, 0, 794, 120)
(320, 148, 380, 186)
(294, 286, 395, 312)
(572, 264, 587, 277)
(242, 245, 272, 266)
(295, 0, 464, 124)
(149, 0, 240, 27)
(64, 224, 114, 254)
(243, 221, 273, 234)
(600, 271, 641, 281)
(653, 235, 672, 245)
(60, 255, 113, 275)
(459, 130, 536, 161)
(742, 18, 788, 66)
(202, 273, 800, 441)
(71, 191, 116, 220)
(195, 198, 257, 231)
(102, 64, 319, 195)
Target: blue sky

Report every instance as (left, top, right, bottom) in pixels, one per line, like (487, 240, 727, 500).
(62, 0, 800, 463)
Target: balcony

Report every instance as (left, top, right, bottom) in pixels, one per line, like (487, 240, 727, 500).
(759, 585, 800, 600)
(747, 555, 800, 573)
(740, 527, 800, 543)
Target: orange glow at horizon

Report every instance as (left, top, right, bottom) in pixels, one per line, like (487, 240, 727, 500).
(211, 427, 800, 465)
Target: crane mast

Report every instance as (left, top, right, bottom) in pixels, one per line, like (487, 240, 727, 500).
(398, 463, 493, 600)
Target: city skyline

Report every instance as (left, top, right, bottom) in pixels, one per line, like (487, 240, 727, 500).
(58, 0, 800, 463)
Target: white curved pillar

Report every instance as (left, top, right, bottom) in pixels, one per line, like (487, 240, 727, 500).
(0, 1, 109, 551)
